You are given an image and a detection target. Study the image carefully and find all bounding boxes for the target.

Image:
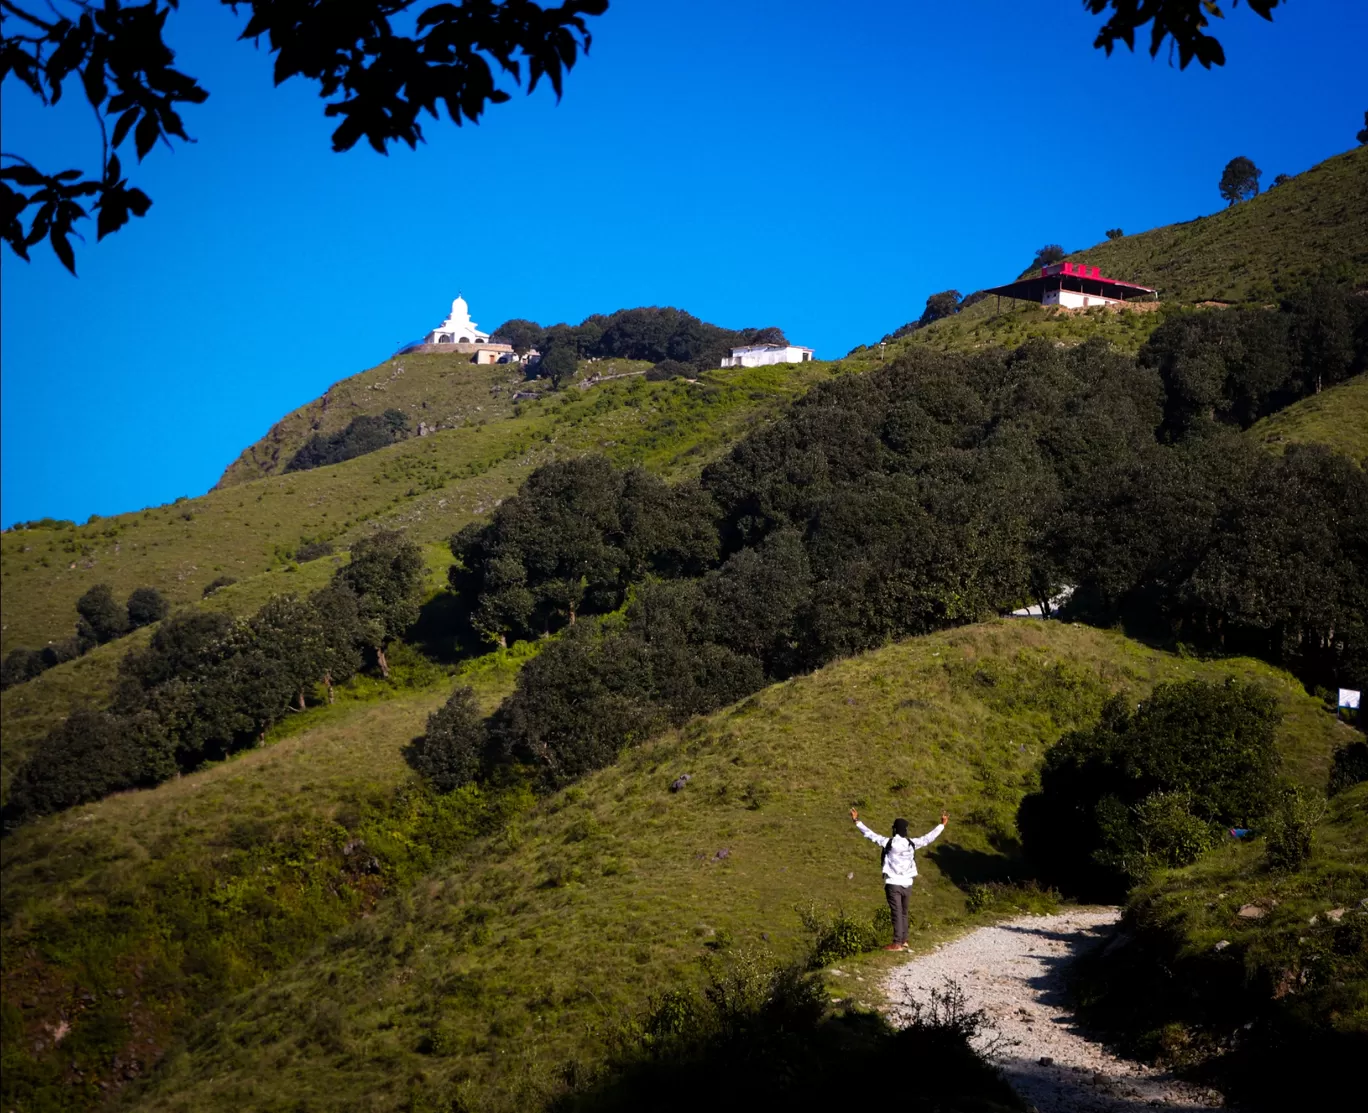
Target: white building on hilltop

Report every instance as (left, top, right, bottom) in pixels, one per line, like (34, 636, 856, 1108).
(425, 294, 490, 345)
(720, 343, 815, 368)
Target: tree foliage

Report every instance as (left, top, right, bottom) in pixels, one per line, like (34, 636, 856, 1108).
(1017, 680, 1282, 897)
(76, 582, 129, 644)
(495, 307, 788, 372)
(5, 530, 419, 826)
(1, 0, 607, 272)
(1219, 155, 1262, 205)
(285, 410, 409, 472)
(538, 344, 578, 389)
(1086, 0, 1282, 70)
(1105, 228, 1124, 240)
(1028, 244, 1066, 272)
(918, 290, 961, 327)
(406, 685, 488, 791)
(126, 585, 170, 628)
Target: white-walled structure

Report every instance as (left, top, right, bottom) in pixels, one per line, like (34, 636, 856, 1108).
(425, 295, 490, 345)
(985, 262, 1157, 310)
(720, 343, 815, 368)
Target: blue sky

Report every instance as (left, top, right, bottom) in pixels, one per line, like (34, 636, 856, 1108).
(2, 0, 1365, 527)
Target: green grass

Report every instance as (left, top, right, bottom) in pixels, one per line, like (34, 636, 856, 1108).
(1247, 372, 1368, 466)
(0, 637, 538, 1113)
(850, 145, 1368, 361)
(1, 359, 864, 657)
(1074, 776, 1367, 1105)
(90, 620, 1342, 1113)
(1067, 146, 1368, 303)
(865, 297, 1171, 359)
(0, 543, 454, 798)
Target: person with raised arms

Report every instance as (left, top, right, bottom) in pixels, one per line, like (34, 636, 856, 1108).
(850, 807, 947, 951)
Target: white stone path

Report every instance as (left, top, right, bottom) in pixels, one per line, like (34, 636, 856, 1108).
(883, 908, 1227, 1112)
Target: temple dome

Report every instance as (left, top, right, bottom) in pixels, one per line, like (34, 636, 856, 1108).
(426, 292, 490, 345)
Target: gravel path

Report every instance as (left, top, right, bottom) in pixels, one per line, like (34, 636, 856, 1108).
(883, 908, 1226, 1112)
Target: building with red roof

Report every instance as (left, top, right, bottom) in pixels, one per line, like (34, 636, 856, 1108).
(984, 261, 1157, 310)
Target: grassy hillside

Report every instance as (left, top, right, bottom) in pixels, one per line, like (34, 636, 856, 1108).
(77, 620, 1341, 1113)
(0, 543, 455, 797)
(1, 358, 864, 657)
(1069, 146, 1368, 303)
(216, 355, 647, 488)
(1247, 372, 1368, 465)
(1077, 778, 1367, 1107)
(854, 145, 1368, 360)
(0, 637, 535, 1113)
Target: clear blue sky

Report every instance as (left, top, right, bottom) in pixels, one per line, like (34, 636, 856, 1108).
(2, 0, 1365, 527)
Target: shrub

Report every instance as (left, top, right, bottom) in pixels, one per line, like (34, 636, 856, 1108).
(1105, 228, 1124, 240)
(76, 582, 130, 643)
(126, 586, 170, 628)
(646, 359, 692, 382)
(1263, 786, 1326, 871)
(797, 901, 885, 966)
(406, 685, 487, 791)
(203, 575, 237, 596)
(0, 647, 47, 690)
(1327, 740, 1368, 796)
(1018, 680, 1281, 897)
(285, 410, 410, 472)
(295, 538, 335, 562)
(1093, 790, 1216, 885)
(2, 708, 176, 826)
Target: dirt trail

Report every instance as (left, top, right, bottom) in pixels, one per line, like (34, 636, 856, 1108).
(883, 908, 1226, 1112)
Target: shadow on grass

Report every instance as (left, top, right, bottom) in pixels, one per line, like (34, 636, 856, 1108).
(552, 957, 1024, 1113)
(409, 590, 481, 663)
(554, 1010, 1023, 1113)
(927, 842, 1021, 891)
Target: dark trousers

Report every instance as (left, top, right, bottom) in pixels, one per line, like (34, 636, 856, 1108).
(885, 883, 911, 944)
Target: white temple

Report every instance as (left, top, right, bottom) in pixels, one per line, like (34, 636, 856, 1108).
(425, 295, 490, 346)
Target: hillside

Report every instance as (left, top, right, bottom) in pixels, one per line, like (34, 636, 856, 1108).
(858, 145, 1368, 360)
(123, 622, 1346, 1113)
(1248, 372, 1368, 465)
(7, 148, 1366, 660)
(1068, 146, 1368, 303)
(3, 621, 1337, 1112)
(0, 357, 864, 657)
(0, 540, 472, 794)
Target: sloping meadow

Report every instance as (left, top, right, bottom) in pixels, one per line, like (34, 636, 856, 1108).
(125, 621, 1342, 1113)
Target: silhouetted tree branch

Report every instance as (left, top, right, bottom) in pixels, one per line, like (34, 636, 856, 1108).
(0, 0, 607, 272)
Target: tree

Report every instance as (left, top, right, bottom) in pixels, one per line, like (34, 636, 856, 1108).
(1030, 244, 1066, 270)
(285, 410, 410, 472)
(126, 586, 170, 628)
(1271, 173, 1290, 187)
(1218, 156, 1261, 206)
(336, 530, 426, 677)
(2, 708, 174, 826)
(76, 582, 129, 644)
(539, 345, 579, 389)
(1105, 228, 1124, 240)
(406, 685, 487, 791)
(491, 318, 545, 353)
(918, 290, 961, 327)
(1358, 110, 1368, 146)
(1086, 0, 1284, 70)
(1, 647, 47, 690)
(1017, 680, 1282, 897)
(1, 0, 608, 273)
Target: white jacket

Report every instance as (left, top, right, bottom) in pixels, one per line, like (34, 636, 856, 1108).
(856, 820, 943, 887)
